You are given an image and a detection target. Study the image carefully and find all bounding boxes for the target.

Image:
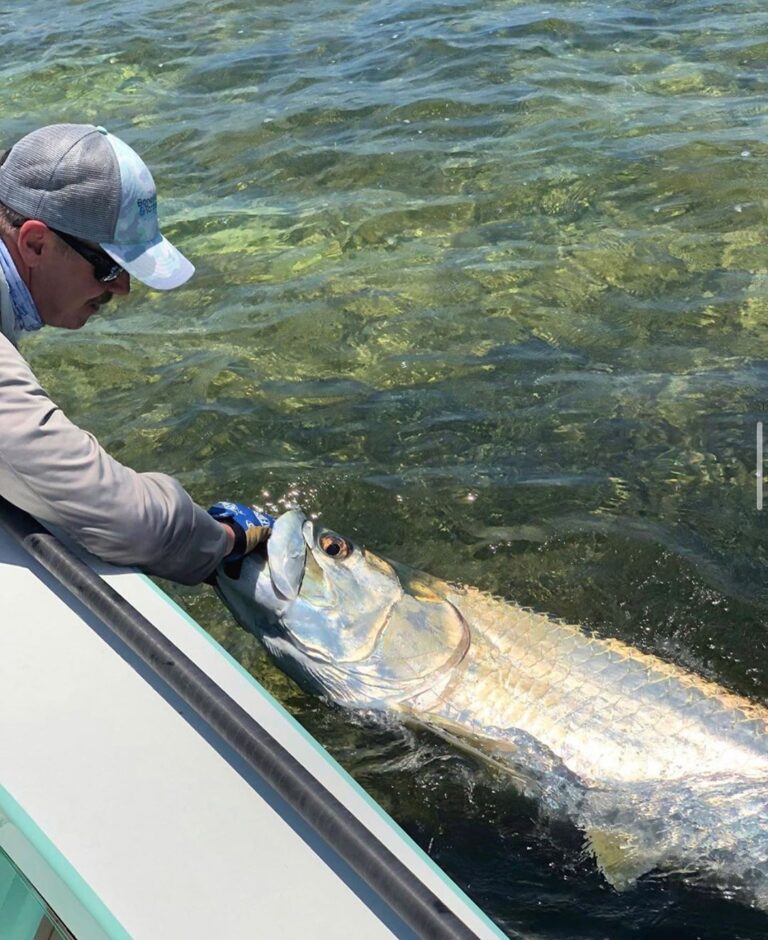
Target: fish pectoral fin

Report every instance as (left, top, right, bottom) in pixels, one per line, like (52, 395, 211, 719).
(584, 827, 654, 890)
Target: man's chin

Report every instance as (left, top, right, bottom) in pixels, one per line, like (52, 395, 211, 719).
(66, 312, 91, 329)
(78, 299, 108, 325)
(55, 307, 96, 330)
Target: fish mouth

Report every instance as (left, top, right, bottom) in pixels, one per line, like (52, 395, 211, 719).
(218, 508, 309, 588)
(260, 509, 310, 601)
(215, 510, 310, 629)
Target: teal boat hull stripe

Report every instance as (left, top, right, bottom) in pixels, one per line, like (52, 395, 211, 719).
(0, 783, 131, 940)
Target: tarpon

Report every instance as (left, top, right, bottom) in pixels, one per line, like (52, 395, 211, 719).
(215, 509, 768, 908)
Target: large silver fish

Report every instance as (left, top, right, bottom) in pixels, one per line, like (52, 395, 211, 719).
(215, 509, 768, 908)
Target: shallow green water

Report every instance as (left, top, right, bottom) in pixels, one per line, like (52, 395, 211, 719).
(4, 0, 768, 935)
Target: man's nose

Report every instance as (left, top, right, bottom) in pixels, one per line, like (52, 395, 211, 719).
(105, 270, 131, 295)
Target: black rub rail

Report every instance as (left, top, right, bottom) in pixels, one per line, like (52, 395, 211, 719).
(0, 497, 479, 940)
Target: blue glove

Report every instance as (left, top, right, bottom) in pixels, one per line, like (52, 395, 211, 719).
(208, 501, 275, 562)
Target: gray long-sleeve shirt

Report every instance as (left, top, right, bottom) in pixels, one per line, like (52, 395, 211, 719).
(0, 265, 229, 584)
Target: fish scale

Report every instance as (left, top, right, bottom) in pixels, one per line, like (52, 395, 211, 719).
(424, 587, 768, 787)
(398, 588, 768, 900)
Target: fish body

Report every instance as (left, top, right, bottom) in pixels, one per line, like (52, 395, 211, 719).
(215, 509, 768, 907)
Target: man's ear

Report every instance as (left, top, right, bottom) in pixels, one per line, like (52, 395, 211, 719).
(16, 220, 52, 269)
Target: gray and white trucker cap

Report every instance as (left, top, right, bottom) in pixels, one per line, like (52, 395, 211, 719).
(0, 123, 194, 290)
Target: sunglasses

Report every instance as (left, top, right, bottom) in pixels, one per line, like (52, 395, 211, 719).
(51, 229, 125, 283)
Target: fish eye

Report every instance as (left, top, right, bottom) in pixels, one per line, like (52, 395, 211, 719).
(319, 533, 353, 559)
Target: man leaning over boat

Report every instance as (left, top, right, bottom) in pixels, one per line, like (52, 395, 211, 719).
(0, 122, 268, 584)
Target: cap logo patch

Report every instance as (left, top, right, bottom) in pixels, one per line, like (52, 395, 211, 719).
(137, 195, 157, 217)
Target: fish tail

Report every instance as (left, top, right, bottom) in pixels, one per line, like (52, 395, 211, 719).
(580, 773, 768, 906)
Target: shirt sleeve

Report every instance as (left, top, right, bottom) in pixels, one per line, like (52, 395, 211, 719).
(0, 333, 230, 584)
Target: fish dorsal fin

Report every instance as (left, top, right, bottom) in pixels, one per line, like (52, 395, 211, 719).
(584, 827, 656, 890)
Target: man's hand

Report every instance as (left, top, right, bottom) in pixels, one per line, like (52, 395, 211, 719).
(208, 501, 275, 562)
